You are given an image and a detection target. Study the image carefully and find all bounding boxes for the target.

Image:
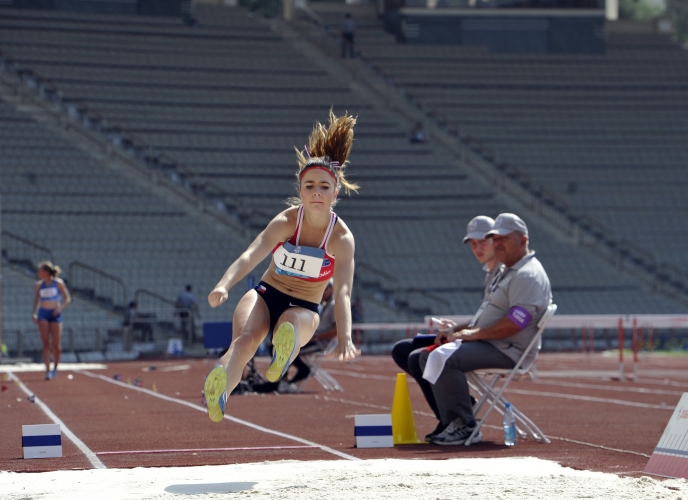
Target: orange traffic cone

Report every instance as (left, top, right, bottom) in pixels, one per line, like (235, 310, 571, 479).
(391, 373, 423, 445)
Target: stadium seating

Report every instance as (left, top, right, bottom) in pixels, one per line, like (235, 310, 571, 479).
(1, 266, 122, 353)
(312, 6, 688, 273)
(0, 3, 684, 355)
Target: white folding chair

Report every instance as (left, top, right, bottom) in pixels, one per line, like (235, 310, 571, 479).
(297, 338, 344, 393)
(464, 303, 557, 446)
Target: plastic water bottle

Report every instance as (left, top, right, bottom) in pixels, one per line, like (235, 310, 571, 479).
(503, 402, 517, 447)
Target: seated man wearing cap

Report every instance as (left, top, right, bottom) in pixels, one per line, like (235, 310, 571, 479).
(390, 215, 501, 441)
(421, 213, 551, 446)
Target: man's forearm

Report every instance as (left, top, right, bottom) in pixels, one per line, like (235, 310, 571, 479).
(452, 322, 469, 333)
(462, 317, 521, 341)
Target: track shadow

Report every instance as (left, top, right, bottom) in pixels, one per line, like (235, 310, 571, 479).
(349, 440, 508, 455)
(401, 441, 512, 455)
(165, 482, 257, 494)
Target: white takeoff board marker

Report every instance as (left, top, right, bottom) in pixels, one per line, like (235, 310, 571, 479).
(354, 414, 394, 449)
(22, 424, 62, 459)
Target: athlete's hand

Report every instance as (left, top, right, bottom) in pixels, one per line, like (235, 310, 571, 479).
(333, 337, 359, 361)
(32, 314, 38, 325)
(208, 287, 228, 308)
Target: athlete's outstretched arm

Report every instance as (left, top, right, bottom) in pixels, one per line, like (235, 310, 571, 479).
(208, 211, 292, 308)
(331, 230, 358, 360)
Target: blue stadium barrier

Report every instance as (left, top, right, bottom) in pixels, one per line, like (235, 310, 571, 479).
(203, 322, 232, 350)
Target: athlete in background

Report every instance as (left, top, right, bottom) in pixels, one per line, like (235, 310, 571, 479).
(32, 261, 71, 380)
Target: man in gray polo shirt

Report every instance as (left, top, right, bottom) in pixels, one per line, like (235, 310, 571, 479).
(391, 215, 501, 441)
(419, 213, 551, 446)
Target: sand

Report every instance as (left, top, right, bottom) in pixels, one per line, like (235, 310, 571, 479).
(2, 457, 686, 500)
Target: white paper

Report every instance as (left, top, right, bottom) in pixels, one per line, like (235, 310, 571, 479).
(422, 340, 462, 384)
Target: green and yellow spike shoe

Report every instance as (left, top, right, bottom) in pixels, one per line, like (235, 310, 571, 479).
(265, 322, 296, 383)
(203, 365, 228, 423)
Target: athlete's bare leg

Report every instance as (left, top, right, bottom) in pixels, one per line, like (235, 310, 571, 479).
(38, 320, 51, 373)
(217, 289, 270, 393)
(273, 308, 320, 366)
(49, 322, 62, 371)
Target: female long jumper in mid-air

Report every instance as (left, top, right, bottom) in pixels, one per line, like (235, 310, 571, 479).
(203, 111, 360, 422)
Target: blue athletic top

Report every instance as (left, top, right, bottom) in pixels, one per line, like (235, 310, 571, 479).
(39, 280, 62, 304)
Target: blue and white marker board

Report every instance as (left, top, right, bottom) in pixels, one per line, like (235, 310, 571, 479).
(22, 424, 62, 459)
(644, 392, 688, 479)
(354, 414, 394, 448)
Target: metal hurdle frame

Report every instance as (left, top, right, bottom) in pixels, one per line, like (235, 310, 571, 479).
(464, 303, 557, 446)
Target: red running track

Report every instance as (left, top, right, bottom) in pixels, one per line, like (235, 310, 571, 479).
(1, 353, 686, 475)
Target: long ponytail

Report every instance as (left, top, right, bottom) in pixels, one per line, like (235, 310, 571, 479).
(294, 110, 359, 195)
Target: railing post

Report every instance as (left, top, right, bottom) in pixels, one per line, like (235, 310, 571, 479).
(123, 326, 132, 352)
(632, 318, 638, 382)
(618, 318, 625, 381)
(17, 329, 23, 358)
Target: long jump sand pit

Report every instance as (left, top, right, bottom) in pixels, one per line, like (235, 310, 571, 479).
(2, 457, 686, 499)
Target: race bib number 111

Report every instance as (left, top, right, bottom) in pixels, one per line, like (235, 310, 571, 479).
(274, 242, 325, 279)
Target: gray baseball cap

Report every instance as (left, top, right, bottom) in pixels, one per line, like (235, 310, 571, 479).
(463, 216, 495, 244)
(485, 213, 528, 238)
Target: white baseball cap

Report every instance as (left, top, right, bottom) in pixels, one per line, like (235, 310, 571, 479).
(485, 213, 528, 238)
(463, 216, 495, 244)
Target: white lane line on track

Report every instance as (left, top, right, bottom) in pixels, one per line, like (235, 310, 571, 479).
(325, 369, 397, 382)
(79, 370, 360, 462)
(96, 445, 318, 456)
(637, 378, 688, 389)
(533, 379, 685, 396)
(504, 388, 676, 410)
(315, 395, 651, 458)
(326, 368, 683, 404)
(477, 424, 651, 459)
(8, 372, 106, 469)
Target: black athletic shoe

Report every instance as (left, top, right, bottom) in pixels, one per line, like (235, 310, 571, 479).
(424, 421, 446, 442)
(431, 419, 482, 446)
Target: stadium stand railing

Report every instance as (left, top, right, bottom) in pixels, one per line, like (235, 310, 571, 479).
(294, 5, 688, 308)
(3, 231, 131, 319)
(1, 4, 685, 325)
(133, 288, 187, 340)
(0, 43, 449, 321)
(0, 50, 253, 235)
(1, 230, 53, 275)
(68, 261, 127, 314)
